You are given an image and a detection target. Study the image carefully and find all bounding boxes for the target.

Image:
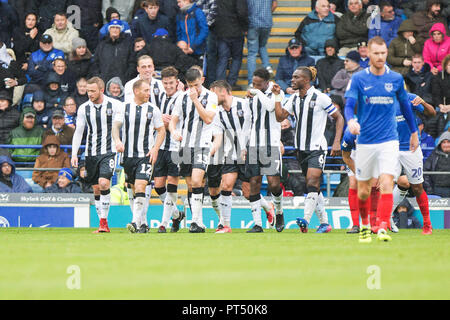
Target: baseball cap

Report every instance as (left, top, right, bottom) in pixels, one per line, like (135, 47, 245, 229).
(346, 50, 361, 63)
(52, 109, 65, 118)
(287, 38, 302, 48)
(40, 34, 53, 43)
(24, 111, 36, 118)
(357, 41, 368, 48)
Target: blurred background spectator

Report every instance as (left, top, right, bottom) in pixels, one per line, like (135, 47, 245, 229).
(43, 167, 82, 193)
(316, 38, 344, 94)
(424, 131, 450, 197)
(0, 155, 32, 193)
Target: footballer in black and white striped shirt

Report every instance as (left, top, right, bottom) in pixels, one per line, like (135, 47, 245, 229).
(112, 79, 166, 234)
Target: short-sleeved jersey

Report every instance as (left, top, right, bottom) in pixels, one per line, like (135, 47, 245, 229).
(172, 86, 218, 149)
(124, 76, 164, 106)
(158, 90, 183, 152)
(114, 101, 164, 158)
(248, 82, 283, 150)
(75, 96, 122, 156)
(341, 127, 357, 152)
(283, 86, 336, 151)
(213, 97, 251, 162)
(345, 66, 408, 145)
(396, 93, 423, 151)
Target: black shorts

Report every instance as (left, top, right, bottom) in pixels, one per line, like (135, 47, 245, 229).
(122, 157, 152, 185)
(297, 150, 327, 176)
(84, 153, 116, 185)
(177, 147, 210, 177)
(207, 165, 222, 188)
(153, 149, 179, 178)
(222, 162, 249, 182)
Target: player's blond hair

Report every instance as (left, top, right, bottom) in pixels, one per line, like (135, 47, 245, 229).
(296, 66, 317, 82)
(87, 77, 105, 90)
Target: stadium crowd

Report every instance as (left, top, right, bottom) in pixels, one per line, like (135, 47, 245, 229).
(0, 0, 449, 198)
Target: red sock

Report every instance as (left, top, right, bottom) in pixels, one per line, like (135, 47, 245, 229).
(377, 193, 393, 227)
(358, 197, 370, 226)
(369, 187, 379, 227)
(348, 188, 359, 227)
(416, 190, 431, 225)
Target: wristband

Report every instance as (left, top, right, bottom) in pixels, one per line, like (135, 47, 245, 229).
(274, 95, 283, 103)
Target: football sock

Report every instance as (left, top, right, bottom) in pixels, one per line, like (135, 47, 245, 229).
(126, 187, 134, 214)
(133, 193, 146, 227)
(377, 193, 394, 228)
(392, 185, 408, 214)
(167, 184, 179, 220)
(191, 188, 204, 227)
(260, 196, 271, 212)
(161, 195, 175, 228)
(250, 194, 262, 227)
(348, 188, 359, 227)
(358, 196, 370, 226)
(220, 191, 232, 227)
(370, 187, 379, 227)
(210, 193, 222, 222)
(272, 190, 283, 215)
(416, 190, 431, 225)
(143, 184, 152, 221)
(304, 192, 319, 223)
(155, 187, 167, 204)
(100, 190, 111, 220)
(94, 195, 101, 220)
(315, 192, 328, 224)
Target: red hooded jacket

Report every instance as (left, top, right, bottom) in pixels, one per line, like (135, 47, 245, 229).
(422, 23, 450, 71)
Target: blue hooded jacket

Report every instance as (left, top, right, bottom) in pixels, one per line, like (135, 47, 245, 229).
(176, 3, 209, 56)
(0, 155, 32, 193)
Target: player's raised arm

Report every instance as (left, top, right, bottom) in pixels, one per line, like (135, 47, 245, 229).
(272, 83, 290, 122)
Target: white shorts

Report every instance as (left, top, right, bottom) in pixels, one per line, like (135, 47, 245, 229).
(395, 146, 424, 184)
(355, 140, 399, 181)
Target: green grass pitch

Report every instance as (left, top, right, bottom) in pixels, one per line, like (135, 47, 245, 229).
(1, 228, 449, 300)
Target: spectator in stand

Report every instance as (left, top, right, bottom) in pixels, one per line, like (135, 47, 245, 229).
(32, 135, 70, 189)
(392, 199, 422, 229)
(405, 54, 433, 104)
(12, 12, 41, 69)
(246, 0, 277, 86)
(90, 19, 137, 84)
(176, 0, 209, 64)
(74, 160, 93, 193)
(43, 167, 82, 193)
(7, 0, 37, 27)
(402, 0, 450, 20)
(275, 38, 315, 94)
(214, 0, 248, 91)
(295, 0, 339, 56)
(42, 109, 75, 146)
(32, 90, 52, 129)
(0, 155, 32, 193)
(357, 41, 369, 68)
(331, 50, 362, 99)
(423, 22, 450, 75)
(67, 38, 94, 81)
(8, 107, 44, 165)
(132, 0, 173, 43)
(428, 54, 450, 138)
(35, 0, 71, 33)
(105, 77, 125, 102)
(70, 0, 103, 53)
(51, 57, 76, 94)
(418, 117, 436, 159)
(368, 1, 403, 47)
(99, 7, 131, 40)
(0, 41, 27, 100)
(0, 91, 20, 145)
(316, 38, 344, 94)
(336, 0, 370, 56)
(412, 0, 448, 49)
(423, 131, 450, 197)
(134, 37, 146, 52)
(197, 0, 217, 87)
(43, 12, 80, 56)
(73, 78, 89, 107)
(26, 34, 65, 88)
(137, 28, 197, 78)
(63, 96, 77, 129)
(43, 72, 68, 110)
(387, 19, 423, 76)
(0, 1, 18, 48)
(102, 0, 136, 23)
